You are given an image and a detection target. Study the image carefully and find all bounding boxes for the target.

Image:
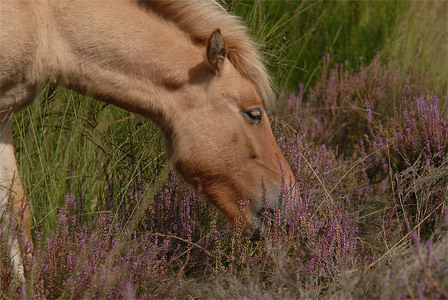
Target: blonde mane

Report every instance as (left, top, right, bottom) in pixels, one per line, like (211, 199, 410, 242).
(142, 0, 274, 106)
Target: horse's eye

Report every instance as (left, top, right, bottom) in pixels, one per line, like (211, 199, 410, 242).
(244, 108, 262, 124)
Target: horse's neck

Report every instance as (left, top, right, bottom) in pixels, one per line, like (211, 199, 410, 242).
(42, 0, 202, 122)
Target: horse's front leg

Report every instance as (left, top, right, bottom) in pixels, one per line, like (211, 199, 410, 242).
(0, 112, 32, 281)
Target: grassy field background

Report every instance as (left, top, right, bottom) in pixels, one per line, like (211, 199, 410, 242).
(2, 0, 447, 298)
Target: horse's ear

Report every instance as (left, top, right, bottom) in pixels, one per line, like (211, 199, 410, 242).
(206, 29, 226, 73)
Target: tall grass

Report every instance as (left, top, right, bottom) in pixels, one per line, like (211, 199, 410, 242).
(14, 88, 165, 237)
(386, 0, 448, 90)
(227, 0, 408, 92)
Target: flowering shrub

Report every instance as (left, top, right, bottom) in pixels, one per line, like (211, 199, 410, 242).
(1, 157, 360, 299)
(284, 54, 447, 236)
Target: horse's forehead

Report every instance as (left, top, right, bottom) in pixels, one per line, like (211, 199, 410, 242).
(238, 85, 262, 108)
(223, 66, 262, 107)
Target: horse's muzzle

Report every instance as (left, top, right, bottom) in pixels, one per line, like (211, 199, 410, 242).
(245, 207, 273, 241)
(242, 218, 264, 242)
(246, 202, 292, 241)
(248, 224, 265, 242)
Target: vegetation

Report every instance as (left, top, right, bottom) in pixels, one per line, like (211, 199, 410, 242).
(1, 0, 447, 298)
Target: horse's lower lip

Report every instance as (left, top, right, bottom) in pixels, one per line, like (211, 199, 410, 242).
(249, 226, 264, 242)
(246, 218, 267, 241)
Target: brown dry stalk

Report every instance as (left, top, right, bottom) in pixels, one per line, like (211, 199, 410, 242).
(368, 200, 445, 269)
(152, 233, 216, 260)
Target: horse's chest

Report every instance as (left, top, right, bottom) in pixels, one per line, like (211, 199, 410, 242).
(0, 85, 37, 113)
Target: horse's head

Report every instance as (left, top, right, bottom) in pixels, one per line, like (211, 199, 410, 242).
(165, 29, 294, 240)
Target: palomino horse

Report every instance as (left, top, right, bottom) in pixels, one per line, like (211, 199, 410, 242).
(0, 0, 294, 277)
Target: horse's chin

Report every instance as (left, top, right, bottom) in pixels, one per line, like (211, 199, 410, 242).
(243, 218, 266, 242)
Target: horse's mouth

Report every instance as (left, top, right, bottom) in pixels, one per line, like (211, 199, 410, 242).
(244, 207, 275, 241)
(249, 225, 264, 241)
(246, 205, 293, 241)
(245, 222, 265, 242)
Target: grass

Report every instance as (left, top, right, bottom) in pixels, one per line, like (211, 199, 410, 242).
(14, 88, 165, 237)
(227, 0, 409, 92)
(1, 0, 447, 298)
(386, 0, 448, 90)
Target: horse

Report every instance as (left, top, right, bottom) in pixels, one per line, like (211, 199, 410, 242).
(0, 0, 294, 278)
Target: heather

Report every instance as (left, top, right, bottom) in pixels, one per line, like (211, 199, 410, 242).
(2, 53, 447, 298)
(1, 1, 448, 299)
(285, 54, 447, 238)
